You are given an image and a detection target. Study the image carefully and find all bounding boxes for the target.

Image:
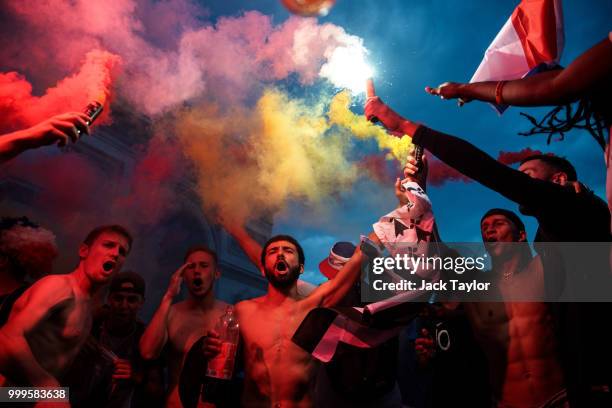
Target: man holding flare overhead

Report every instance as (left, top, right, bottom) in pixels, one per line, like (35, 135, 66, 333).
(364, 78, 612, 407)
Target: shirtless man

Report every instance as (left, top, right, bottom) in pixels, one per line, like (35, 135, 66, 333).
(139, 245, 228, 408)
(398, 152, 565, 406)
(205, 231, 364, 407)
(0, 224, 132, 390)
(465, 209, 565, 407)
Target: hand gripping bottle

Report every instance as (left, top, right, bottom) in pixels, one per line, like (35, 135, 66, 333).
(206, 306, 239, 379)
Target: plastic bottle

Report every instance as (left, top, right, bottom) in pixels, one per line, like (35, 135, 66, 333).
(205, 306, 239, 380)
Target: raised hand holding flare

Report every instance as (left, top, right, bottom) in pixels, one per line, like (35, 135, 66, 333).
(364, 78, 420, 138)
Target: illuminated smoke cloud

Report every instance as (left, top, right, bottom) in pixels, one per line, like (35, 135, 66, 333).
(1, 1, 371, 115)
(0, 1, 387, 230)
(1, 1, 529, 235)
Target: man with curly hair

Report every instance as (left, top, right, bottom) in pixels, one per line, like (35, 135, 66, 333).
(0, 216, 58, 326)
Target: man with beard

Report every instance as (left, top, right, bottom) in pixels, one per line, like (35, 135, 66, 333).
(0, 216, 58, 326)
(204, 233, 365, 407)
(0, 224, 132, 389)
(140, 246, 229, 408)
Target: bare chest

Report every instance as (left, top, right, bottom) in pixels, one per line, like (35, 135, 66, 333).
(167, 309, 216, 354)
(29, 296, 92, 375)
(240, 304, 311, 362)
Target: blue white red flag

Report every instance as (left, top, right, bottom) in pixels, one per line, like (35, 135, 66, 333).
(471, 0, 564, 113)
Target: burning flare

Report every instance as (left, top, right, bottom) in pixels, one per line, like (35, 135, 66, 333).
(320, 39, 373, 95)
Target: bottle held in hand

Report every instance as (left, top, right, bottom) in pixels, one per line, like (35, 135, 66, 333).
(205, 306, 239, 380)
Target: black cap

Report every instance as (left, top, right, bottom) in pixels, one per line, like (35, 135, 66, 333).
(481, 208, 526, 232)
(109, 271, 145, 296)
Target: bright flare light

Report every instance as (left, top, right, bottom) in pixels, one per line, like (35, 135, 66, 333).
(319, 43, 373, 95)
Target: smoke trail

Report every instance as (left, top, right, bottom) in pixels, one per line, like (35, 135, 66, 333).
(328, 90, 414, 163)
(0, 50, 120, 132)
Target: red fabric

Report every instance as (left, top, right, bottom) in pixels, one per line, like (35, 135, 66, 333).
(511, 0, 559, 68)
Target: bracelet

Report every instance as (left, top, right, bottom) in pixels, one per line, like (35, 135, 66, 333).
(495, 81, 506, 105)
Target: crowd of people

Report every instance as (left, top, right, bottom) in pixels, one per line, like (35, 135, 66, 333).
(0, 31, 610, 408)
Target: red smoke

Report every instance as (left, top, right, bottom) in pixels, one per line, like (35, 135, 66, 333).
(1, 1, 359, 115)
(2, 152, 113, 240)
(0, 49, 121, 133)
(497, 148, 542, 165)
(425, 148, 541, 186)
(358, 156, 394, 184)
(427, 157, 471, 186)
(112, 138, 186, 226)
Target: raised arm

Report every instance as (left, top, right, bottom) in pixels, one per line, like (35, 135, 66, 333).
(223, 220, 316, 296)
(0, 112, 90, 163)
(426, 37, 612, 107)
(0, 276, 72, 386)
(222, 222, 264, 273)
(139, 263, 190, 360)
(411, 125, 570, 208)
(365, 96, 572, 209)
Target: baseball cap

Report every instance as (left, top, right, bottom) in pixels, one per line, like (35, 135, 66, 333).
(318, 241, 356, 280)
(109, 271, 145, 296)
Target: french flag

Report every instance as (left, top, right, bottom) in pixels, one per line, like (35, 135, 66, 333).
(471, 0, 564, 113)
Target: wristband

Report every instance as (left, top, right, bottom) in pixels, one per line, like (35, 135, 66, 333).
(495, 81, 506, 105)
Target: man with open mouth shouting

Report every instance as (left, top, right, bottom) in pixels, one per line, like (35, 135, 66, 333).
(0, 224, 132, 390)
(140, 245, 229, 408)
(204, 224, 366, 408)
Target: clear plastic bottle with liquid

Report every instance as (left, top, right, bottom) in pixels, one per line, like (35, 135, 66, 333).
(205, 306, 239, 380)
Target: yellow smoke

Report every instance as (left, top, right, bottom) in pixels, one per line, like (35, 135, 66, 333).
(328, 90, 413, 163)
(175, 103, 262, 223)
(255, 89, 356, 205)
(174, 88, 412, 225)
(175, 88, 357, 224)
